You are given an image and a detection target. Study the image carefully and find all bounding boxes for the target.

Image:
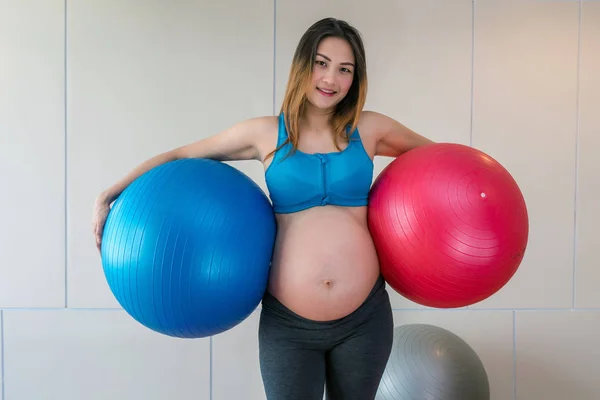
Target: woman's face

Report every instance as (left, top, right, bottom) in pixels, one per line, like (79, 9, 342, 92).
(306, 36, 355, 112)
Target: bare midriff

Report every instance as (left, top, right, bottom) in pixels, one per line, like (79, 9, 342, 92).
(267, 204, 381, 321)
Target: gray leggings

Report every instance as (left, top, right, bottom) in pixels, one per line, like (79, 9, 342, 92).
(258, 275, 394, 400)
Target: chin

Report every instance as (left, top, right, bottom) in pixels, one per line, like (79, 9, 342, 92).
(307, 92, 341, 112)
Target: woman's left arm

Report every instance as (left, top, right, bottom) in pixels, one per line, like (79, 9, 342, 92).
(361, 111, 435, 158)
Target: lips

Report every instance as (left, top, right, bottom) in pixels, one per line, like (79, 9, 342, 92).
(317, 87, 336, 97)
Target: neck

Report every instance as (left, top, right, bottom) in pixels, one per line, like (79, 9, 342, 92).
(300, 103, 335, 135)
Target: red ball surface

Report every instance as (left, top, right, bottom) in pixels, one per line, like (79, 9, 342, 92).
(368, 143, 529, 308)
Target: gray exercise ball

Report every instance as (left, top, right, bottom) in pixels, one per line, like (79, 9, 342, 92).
(375, 323, 490, 400)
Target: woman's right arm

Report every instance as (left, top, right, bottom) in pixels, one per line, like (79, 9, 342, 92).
(92, 116, 272, 250)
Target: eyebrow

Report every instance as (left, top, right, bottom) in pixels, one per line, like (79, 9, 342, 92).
(316, 53, 355, 67)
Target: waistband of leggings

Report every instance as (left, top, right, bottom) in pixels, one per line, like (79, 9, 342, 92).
(261, 274, 387, 326)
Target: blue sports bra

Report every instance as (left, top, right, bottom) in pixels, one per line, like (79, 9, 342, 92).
(265, 113, 374, 213)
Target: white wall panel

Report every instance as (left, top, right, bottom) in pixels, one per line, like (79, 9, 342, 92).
(471, 1, 579, 309)
(515, 310, 600, 400)
(575, 2, 600, 308)
(212, 311, 265, 400)
(66, 0, 274, 308)
(2, 309, 210, 400)
(0, 0, 66, 308)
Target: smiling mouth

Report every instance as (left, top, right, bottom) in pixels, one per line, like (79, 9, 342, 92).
(317, 87, 336, 96)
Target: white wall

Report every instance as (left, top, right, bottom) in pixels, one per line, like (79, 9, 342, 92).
(1, 0, 599, 399)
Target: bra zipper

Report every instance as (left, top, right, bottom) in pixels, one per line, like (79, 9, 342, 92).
(320, 155, 328, 205)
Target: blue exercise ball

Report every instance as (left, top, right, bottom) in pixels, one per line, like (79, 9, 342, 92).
(100, 158, 276, 338)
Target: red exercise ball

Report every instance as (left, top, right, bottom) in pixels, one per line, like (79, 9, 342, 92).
(368, 143, 529, 308)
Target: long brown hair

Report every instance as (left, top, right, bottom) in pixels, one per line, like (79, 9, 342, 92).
(267, 18, 368, 160)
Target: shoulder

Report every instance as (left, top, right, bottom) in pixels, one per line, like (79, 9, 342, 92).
(241, 115, 279, 133)
(352, 111, 388, 158)
(241, 115, 279, 159)
(233, 115, 279, 144)
(356, 110, 434, 158)
(356, 110, 395, 139)
(354, 110, 392, 152)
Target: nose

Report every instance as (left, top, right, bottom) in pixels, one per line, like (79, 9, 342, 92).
(322, 70, 335, 85)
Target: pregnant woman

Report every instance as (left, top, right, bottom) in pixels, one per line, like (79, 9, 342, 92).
(92, 17, 433, 400)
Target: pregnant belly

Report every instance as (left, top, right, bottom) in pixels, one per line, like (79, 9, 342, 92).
(267, 206, 381, 321)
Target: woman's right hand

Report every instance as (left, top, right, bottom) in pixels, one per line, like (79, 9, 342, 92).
(92, 196, 111, 253)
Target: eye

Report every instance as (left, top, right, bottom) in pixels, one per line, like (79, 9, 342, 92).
(315, 60, 327, 67)
(340, 67, 352, 73)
